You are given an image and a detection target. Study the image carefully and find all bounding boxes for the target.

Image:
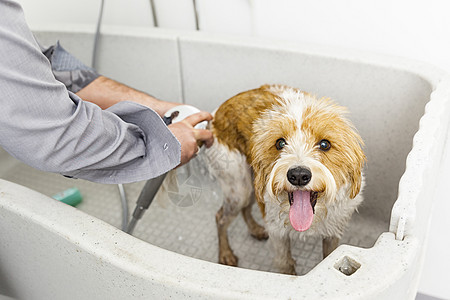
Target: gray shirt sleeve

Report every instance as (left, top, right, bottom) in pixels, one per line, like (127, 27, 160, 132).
(0, 0, 181, 184)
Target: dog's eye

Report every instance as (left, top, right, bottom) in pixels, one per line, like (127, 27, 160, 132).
(319, 139, 331, 151)
(275, 138, 286, 150)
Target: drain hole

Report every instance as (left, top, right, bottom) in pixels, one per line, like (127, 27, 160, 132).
(334, 256, 361, 276)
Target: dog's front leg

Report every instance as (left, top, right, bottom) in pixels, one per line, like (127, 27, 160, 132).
(270, 232, 296, 275)
(322, 236, 339, 258)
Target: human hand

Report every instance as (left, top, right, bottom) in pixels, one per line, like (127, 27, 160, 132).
(168, 111, 214, 166)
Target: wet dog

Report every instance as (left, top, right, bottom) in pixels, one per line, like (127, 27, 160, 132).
(205, 85, 365, 274)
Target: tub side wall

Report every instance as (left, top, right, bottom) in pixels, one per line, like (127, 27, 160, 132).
(393, 76, 450, 239)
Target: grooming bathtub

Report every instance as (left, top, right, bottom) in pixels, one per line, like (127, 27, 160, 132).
(1, 26, 450, 299)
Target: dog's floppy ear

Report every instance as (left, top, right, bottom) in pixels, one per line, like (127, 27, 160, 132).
(253, 167, 266, 204)
(252, 168, 267, 217)
(350, 168, 362, 199)
(348, 141, 365, 199)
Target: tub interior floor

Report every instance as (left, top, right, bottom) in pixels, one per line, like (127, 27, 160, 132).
(0, 149, 387, 275)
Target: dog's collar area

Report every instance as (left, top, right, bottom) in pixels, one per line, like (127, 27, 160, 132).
(288, 191, 318, 214)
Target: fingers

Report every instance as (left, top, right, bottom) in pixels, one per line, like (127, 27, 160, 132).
(183, 111, 213, 127)
(168, 111, 214, 167)
(183, 111, 214, 148)
(194, 128, 214, 148)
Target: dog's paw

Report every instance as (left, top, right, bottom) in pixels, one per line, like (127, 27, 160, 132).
(279, 264, 297, 275)
(274, 257, 297, 275)
(286, 266, 297, 276)
(250, 225, 269, 240)
(219, 250, 239, 266)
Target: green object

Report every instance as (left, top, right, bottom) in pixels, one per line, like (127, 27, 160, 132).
(52, 188, 83, 207)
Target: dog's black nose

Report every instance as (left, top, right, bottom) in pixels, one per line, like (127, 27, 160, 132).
(287, 167, 312, 186)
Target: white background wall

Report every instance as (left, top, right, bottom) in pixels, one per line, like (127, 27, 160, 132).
(17, 0, 450, 72)
(14, 0, 450, 299)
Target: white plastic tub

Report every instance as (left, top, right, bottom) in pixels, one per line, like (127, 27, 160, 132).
(1, 26, 449, 299)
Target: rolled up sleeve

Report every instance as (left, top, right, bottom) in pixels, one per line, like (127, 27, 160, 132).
(0, 0, 181, 184)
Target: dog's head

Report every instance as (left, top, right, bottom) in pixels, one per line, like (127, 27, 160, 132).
(250, 86, 365, 232)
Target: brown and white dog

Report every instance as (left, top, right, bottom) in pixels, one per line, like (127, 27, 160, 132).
(205, 84, 365, 275)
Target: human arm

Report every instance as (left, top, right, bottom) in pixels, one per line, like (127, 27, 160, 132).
(76, 75, 179, 116)
(77, 77, 214, 165)
(72, 64, 214, 165)
(0, 0, 182, 183)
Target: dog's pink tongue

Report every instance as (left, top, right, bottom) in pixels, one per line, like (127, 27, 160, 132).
(289, 190, 313, 232)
